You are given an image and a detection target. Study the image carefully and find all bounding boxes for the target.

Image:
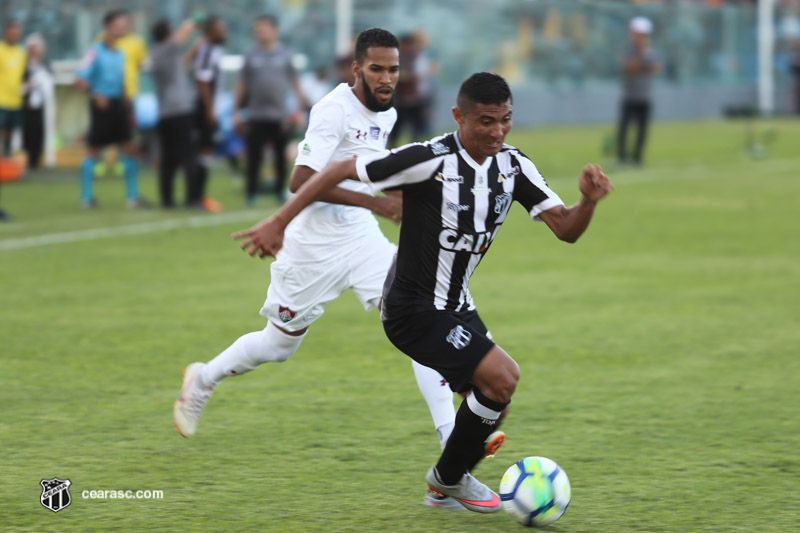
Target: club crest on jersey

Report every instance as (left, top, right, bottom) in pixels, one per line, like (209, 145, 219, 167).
(278, 306, 296, 323)
(40, 478, 72, 513)
(439, 227, 499, 254)
(472, 174, 491, 196)
(430, 142, 450, 156)
(369, 126, 381, 140)
(435, 172, 463, 184)
(494, 192, 512, 214)
(446, 325, 472, 350)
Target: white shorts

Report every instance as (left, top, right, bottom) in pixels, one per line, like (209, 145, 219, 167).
(260, 233, 397, 332)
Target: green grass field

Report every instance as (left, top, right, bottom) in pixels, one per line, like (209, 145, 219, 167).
(2, 119, 798, 532)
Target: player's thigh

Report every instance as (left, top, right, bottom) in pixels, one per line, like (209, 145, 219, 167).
(383, 310, 495, 394)
(470, 345, 519, 404)
(261, 254, 350, 333)
(348, 234, 396, 311)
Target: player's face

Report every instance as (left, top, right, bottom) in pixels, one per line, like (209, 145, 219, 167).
(254, 20, 277, 44)
(106, 16, 128, 40)
(4, 23, 21, 45)
(632, 32, 649, 48)
(211, 21, 228, 44)
(355, 47, 399, 112)
(455, 100, 513, 161)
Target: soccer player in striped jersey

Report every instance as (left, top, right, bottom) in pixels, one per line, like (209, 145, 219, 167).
(233, 72, 613, 513)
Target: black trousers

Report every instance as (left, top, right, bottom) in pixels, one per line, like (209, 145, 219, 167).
(617, 100, 651, 164)
(157, 113, 197, 207)
(246, 120, 287, 198)
(22, 107, 44, 169)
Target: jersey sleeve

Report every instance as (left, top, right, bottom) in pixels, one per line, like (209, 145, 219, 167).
(76, 46, 98, 81)
(293, 100, 346, 172)
(355, 142, 442, 191)
(513, 152, 564, 221)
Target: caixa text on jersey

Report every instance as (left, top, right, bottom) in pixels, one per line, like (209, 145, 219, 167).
(438, 227, 501, 254)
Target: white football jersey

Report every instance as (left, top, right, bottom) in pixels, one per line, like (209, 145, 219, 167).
(284, 83, 397, 260)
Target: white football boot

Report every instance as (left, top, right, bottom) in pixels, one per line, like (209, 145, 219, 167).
(173, 362, 213, 438)
(423, 490, 466, 510)
(425, 467, 501, 513)
(422, 430, 506, 509)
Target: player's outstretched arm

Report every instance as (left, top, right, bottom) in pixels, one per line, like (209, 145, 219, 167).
(232, 158, 358, 258)
(538, 164, 614, 243)
(289, 165, 401, 224)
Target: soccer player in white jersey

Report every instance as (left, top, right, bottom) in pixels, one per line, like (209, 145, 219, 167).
(174, 28, 465, 507)
(233, 73, 613, 513)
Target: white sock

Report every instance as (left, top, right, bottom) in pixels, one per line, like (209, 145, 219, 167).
(437, 422, 455, 450)
(411, 360, 456, 449)
(200, 322, 306, 388)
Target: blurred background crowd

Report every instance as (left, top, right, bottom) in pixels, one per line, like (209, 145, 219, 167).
(0, 0, 797, 219)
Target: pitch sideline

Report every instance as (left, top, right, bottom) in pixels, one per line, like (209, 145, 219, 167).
(0, 210, 264, 252)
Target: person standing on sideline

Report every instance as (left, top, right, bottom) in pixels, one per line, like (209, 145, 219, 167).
(0, 20, 25, 220)
(190, 16, 227, 211)
(791, 39, 800, 115)
(232, 72, 613, 513)
(388, 34, 424, 146)
(150, 18, 199, 208)
(114, 15, 147, 105)
(23, 33, 56, 170)
(617, 16, 660, 167)
(75, 10, 146, 208)
(234, 15, 308, 205)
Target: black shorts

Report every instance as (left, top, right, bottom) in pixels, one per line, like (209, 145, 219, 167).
(383, 308, 495, 394)
(87, 98, 131, 148)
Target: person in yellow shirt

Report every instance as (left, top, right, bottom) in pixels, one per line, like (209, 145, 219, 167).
(96, 12, 148, 100)
(0, 19, 25, 221)
(0, 20, 25, 157)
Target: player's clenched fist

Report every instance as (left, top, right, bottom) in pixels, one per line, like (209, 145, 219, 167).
(578, 164, 613, 203)
(232, 218, 286, 259)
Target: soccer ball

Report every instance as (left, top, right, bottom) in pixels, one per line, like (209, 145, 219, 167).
(499, 456, 571, 527)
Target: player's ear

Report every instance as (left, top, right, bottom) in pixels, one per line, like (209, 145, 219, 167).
(351, 60, 360, 79)
(452, 106, 464, 128)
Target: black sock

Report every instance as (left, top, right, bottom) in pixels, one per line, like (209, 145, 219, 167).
(435, 389, 508, 485)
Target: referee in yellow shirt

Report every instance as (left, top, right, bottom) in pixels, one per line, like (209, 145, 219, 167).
(0, 20, 25, 221)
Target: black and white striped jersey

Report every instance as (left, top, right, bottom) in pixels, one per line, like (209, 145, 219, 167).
(355, 131, 564, 320)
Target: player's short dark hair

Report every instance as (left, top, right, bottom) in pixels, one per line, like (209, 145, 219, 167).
(103, 9, 128, 27)
(151, 19, 171, 43)
(354, 28, 399, 64)
(457, 72, 513, 114)
(256, 14, 278, 27)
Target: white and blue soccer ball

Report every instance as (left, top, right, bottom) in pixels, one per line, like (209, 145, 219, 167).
(499, 456, 571, 527)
